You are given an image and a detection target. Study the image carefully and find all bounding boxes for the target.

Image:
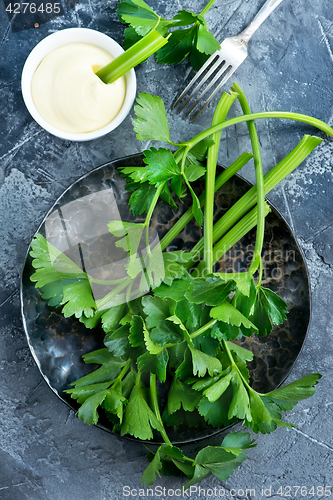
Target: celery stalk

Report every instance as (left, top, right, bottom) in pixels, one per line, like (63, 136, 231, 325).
(96, 29, 169, 84)
(195, 203, 271, 275)
(186, 134, 324, 268)
(204, 91, 238, 274)
(159, 151, 253, 251)
(232, 83, 265, 282)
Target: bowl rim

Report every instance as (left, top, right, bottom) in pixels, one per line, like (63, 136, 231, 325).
(21, 27, 137, 142)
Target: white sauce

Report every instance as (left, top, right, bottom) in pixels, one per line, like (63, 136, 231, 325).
(31, 42, 126, 134)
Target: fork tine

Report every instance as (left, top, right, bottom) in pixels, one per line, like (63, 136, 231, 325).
(172, 51, 220, 110)
(189, 65, 237, 122)
(184, 61, 229, 117)
(177, 57, 227, 114)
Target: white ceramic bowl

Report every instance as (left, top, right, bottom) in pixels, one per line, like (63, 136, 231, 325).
(21, 28, 137, 141)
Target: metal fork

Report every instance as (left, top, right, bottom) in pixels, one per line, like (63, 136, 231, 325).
(173, 0, 285, 121)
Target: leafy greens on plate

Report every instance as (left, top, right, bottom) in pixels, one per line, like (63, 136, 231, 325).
(29, 84, 332, 489)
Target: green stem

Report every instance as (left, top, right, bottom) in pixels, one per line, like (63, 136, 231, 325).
(180, 146, 190, 175)
(96, 29, 169, 84)
(145, 182, 165, 251)
(200, 0, 217, 16)
(159, 151, 253, 251)
(149, 373, 172, 446)
(190, 319, 217, 340)
(222, 339, 253, 391)
(186, 134, 323, 268)
(204, 91, 238, 275)
(196, 203, 271, 275)
(112, 359, 132, 388)
(232, 83, 265, 279)
(96, 277, 131, 310)
(89, 276, 128, 286)
(187, 111, 333, 151)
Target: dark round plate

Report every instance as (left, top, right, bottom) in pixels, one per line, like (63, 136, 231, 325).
(20, 153, 311, 444)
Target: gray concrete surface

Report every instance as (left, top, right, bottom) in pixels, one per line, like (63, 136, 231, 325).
(1, 0, 333, 498)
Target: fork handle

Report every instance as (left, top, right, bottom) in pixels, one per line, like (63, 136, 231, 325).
(238, 0, 285, 45)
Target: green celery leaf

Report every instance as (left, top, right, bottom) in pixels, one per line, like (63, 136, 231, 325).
(186, 182, 203, 227)
(175, 347, 193, 380)
(228, 372, 252, 421)
(82, 348, 119, 365)
(133, 92, 170, 142)
(128, 182, 158, 215)
(167, 377, 202, 414)
(221, 431, 256, 452)
(162, 252, 192, 285)
(245, 390, 275, 434)
(172, 9, 205, 27)
(210, 302, 258, 333)
(102, 385, 127, 423)
(198, 391, 234, 428)
(189, 345, 222, 377)
(155, 26, 196, 65)
(150, 320, 184, 347)
(234, 283, 288, 337)
(193, 446, 247, 483)
(142, 444, 187, 486)
(65, 381, 112, 405)
(108, 221, 144, 257)
(185, 276, 235, 306)
(101, 304, 127, 333)
(184, 163, 206, 183)
(196, 23, 221, 54)
(122, 370, 137, 399)
(121, 383, 163, 440)
(142, 295, 176, 329)
(192, 375, 222, 392)
(189, 46, 210, 71)
(175, 300, 203, 332)
(77, 390, 108, 425)
(170, 174, 187, 199)
(161, 406, 185, 427)
(166, 315, 194, 346)
(122, 25, 142, 50)
(80, 309, 103, 329)
(227, 341, 254, 365)
(137, 349, 169, 382)
(143, 319, 163, 354)
(143, 147, 180, 184)
(119, 166, 148, 183)
(70, 349, 126, 388)
(265, 373, 321, 402)
(249, 286, 288, 336)
(39, 278, 78, 308)
(193, 331, 219, 357)
(202, 368, 233, 402)
(182, 465, 211, 490)
(60, 280, 96, 319)
(142, 246, 166, 289)
(129, 314, 145, 347)
(30, 233, 83, 276)
(189, 137, 215, 162)
(160, 182, 178, 210)
(104, 324, 130, 357)
(116, 0, 164, 36)
(142, 447, 162, 486)
(167, 342, 187, 370)
(215, 272, 253, 297)
(211, 322, 240, 341)
(154, 274, 193, 302)
(220, 341, 252, 384)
